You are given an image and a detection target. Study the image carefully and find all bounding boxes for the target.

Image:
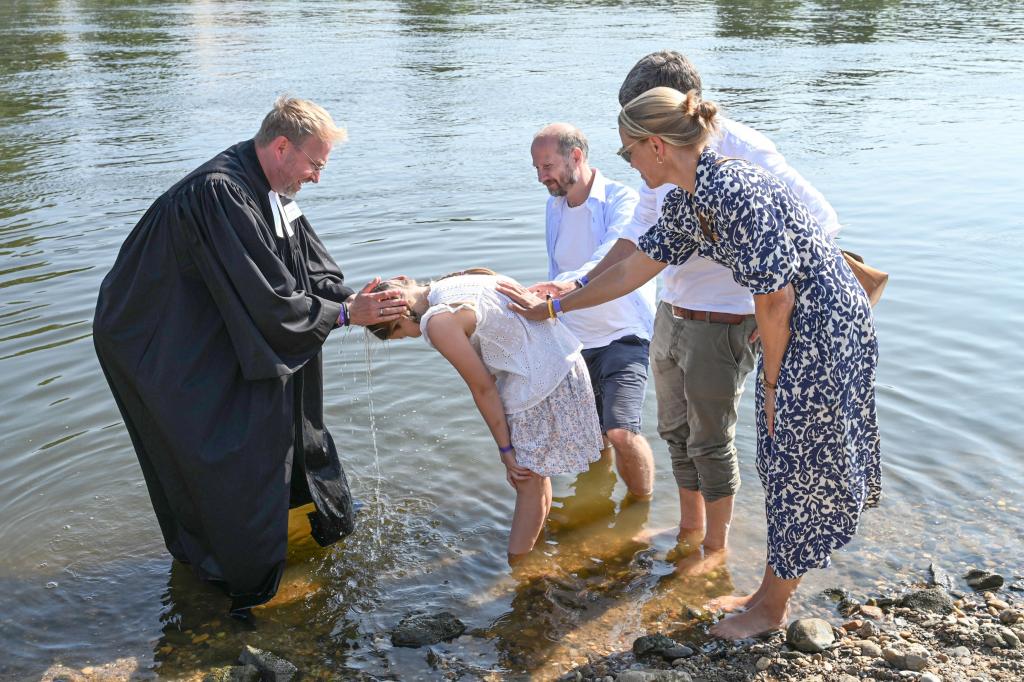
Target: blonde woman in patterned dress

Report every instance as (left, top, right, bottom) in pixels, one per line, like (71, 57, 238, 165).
(367, 269, 603, 562)
(500, 87, 880, 639)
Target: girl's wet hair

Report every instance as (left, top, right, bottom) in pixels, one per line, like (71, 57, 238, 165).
(365, 267, 497, 341)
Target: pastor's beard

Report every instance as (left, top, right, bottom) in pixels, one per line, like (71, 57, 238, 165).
(280, 182, 301, 199)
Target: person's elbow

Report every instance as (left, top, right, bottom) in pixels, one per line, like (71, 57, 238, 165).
(757, 284, 795, 318)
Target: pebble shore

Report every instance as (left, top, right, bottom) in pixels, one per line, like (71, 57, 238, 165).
(556, 570, 1024, 682)
(40, 569, 1023, 681)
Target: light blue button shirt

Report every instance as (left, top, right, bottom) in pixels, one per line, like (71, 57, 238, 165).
(544, 169, 656, 349)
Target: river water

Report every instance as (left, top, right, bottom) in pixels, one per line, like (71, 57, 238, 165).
(2, 1, 1023, 679)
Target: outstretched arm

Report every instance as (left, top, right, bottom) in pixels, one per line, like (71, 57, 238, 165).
(501, 250, 666, 321)
(427, 311, 534, 486)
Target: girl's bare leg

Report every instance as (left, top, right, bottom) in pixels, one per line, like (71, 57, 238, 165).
(507, 474, 552, 557)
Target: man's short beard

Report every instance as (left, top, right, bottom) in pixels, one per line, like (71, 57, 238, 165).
(547, 167, 579, 197)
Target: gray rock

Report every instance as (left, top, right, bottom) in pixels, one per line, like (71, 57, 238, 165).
(882, 646, 905, 667)
(238, 645, 297, 682)
(929, 562, 955, 590)
(919, 674, 942, 682)
(632, 634, 676, 658)
(786, 618, 835, 653)
(858, 640, 883, 657)
(899, 587, 955, 614)
(391, 612, 466, 647)
(951, 645, 971, 657)
(964, 568, 1004, 592)
(903, 652, 929, 671)
(983, 633, 1004, 648)
(1000, 609, 1021, 624)
(781, 650, 807, 659)
(999, 626, 1020, 648)
(1009, 578, 1024, 592)
(858, 621, 880, 638)
(755, 656, 772, 671)
(202, 666, 259, 682)
(660, 645, 694, 660)
(616, 671, 691, 682)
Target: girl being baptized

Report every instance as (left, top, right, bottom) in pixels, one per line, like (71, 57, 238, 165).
(367, 268, 603, 561)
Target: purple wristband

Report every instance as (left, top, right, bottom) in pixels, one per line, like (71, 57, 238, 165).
(498, 444, 514, 454)
(338, 301, 350, 327)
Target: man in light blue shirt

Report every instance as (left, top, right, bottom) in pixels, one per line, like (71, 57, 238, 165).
(529, 123, 657, 499)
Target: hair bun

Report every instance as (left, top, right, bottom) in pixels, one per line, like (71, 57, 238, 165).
(696, 99, 718, 125)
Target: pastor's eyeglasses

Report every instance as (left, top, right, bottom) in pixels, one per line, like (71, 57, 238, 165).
(289, 139, 326, 173)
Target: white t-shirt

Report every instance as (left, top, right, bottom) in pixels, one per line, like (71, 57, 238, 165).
(620, 118, 842, 314)
(544, 169, 656, 349)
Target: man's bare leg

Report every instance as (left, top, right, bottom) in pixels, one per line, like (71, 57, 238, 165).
(702, 494, 734, 551)
(606, 428, 654, 498)
(677, 487, 706, 548)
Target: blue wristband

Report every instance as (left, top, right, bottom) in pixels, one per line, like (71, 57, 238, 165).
(498, 444, 514, 454)
(552, 298, 563, 316)
(338, 302, 350, 327)
(579, 274, 589, 286)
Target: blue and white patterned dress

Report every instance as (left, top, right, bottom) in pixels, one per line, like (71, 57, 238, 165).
(638, 148, 881, 580)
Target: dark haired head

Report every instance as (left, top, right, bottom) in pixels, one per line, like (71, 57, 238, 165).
(619, 50, 703, 107)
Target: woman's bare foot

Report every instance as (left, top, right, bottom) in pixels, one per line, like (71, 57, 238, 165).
(705, 592, 758, 613)
(710, 601, 787, 639)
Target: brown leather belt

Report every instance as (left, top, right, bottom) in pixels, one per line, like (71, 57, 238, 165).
(671, 306, 750, 325)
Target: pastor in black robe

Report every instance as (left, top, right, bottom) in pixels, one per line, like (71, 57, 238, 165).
(93, 139, 356, 613)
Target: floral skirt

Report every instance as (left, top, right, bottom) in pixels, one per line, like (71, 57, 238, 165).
(506, 355, 603, 477)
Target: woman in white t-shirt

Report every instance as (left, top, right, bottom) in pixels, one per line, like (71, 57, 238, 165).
(366, 268, 602, 561)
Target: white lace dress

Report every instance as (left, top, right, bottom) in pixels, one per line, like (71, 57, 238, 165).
(420, 275, 602, 477)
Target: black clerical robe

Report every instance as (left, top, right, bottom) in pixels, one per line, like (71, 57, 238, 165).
(93, 139, 356, 612)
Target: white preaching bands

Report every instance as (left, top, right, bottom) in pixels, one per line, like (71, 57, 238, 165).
(268, 190, 303, 238)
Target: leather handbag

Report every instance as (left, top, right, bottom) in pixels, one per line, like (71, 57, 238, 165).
(841, 250, 888, 306)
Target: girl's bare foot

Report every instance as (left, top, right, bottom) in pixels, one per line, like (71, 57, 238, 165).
(705, 592, 758, 613)
(710, 601, 787, 639)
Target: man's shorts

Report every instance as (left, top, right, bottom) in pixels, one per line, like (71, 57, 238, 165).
(580, 335, 650, 434)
